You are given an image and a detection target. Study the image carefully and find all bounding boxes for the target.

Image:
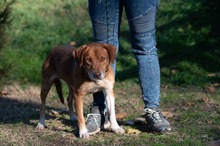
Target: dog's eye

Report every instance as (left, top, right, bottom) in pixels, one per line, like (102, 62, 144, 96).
(101, 57, 106, 62)
(86, 57, 92, 63)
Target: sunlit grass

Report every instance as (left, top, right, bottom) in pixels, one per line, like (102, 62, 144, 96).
(0, 0, 219, 86)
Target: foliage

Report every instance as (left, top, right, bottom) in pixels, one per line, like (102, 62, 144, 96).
(0, 0, 15, 79)
(0, 0, 219, 86)
(156, 0, 220, 85)
(1, 0, 92, 83)
(0, 0, 14, 49)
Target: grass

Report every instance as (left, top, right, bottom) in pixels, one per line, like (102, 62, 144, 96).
(1, 0, 92, 83)
(0, 0, 220, 145)
(0, 0, 220, 85)
(0, 83, 219, 145)
(156, 0, 220, 85)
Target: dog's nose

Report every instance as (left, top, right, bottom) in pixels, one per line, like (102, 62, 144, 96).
(94, 72, 101, 79)
(94, 72, 102, 79)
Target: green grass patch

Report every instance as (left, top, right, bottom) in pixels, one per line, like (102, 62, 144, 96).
(0, 83, 219, 145)
(0, 0, 219, 86)
(0, 0, 220, 144)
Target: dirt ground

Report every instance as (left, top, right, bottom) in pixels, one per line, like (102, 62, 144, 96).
(0, 83, 219, 145)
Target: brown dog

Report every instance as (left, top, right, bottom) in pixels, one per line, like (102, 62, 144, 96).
(36, 43, 124, 138)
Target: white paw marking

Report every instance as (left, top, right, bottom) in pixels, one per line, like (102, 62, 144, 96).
(36, 123, 45, 130)
(79, 128, 89, 139)
(112, 127, 125, 134)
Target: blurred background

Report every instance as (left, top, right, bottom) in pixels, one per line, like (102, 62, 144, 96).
(0, 0, 220, 87)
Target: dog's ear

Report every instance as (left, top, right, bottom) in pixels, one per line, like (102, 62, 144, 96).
(102, 43, 116, 64)
(72, 45, 87, 67)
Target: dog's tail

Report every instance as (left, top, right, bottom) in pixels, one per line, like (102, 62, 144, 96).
(54, 79, 64, 104)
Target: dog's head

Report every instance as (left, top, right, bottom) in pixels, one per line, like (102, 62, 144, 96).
(73, 43, 116, 81)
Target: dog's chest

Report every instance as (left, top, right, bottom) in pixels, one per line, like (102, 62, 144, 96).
(81, 79, 113, 94)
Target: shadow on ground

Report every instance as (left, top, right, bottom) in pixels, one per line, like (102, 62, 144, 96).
(0, 96, 40, 124)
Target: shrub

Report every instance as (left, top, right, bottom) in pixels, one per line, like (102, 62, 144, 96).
(0, 0, 15, 49)
(0, 0, 15, 80)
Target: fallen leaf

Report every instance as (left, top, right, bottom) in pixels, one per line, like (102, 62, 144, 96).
(50, 110, 60, 116)
(185, 101, 195, 107)
(206, 85, 216, 93)
(200, 97, 209, 103)
(170, 69, 177, 75)
(212, 83, 220, 87)
(207, 73, 216, 77)
(207, 72, 220, 77)
(161, 84, 168, 89)
(162, 111, 174, 118)
(1, 90, 8, 95)
(116, 112, 127, 119)
(69, 41, 77, 46)
(121, 82, 125, 86)
(126, 128, 141, 134)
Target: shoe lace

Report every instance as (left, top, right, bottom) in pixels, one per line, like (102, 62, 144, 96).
(145, 109, 163, 124)
(86, 114, 100, 126)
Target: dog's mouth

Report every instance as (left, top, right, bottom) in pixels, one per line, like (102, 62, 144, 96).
(88, 71, 105, 81)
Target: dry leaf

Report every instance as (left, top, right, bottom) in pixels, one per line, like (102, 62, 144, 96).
(207, 72, 220, 77)
(1, 90, 8, 95)
(69, 41, 77, 46)
(116, 112, 127, 119)
(200, 97, 209, 103)
(162, 111, 174, 118)
(50, 110, 60, 116)
(126, 128, 141, 134)
(121, 82, 125, 86)
(185, 101, 195, 107)
(206, 85, 216, 93)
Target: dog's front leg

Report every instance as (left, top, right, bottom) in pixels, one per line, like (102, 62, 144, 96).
(105, 89, 125, 134)
(74, 93, 89, 139)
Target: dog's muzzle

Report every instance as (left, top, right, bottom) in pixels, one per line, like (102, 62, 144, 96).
(88, 71, 105, 81)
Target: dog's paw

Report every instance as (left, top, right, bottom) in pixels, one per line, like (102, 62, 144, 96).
(80, 133, 90, 139)
(79, 128, 90, 139)
(36, 123, 45, 130)
(112, 127, 125, 134)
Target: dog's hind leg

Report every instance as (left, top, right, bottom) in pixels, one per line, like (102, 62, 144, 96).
(67, 91, 77, 121)
(37, 79, 53, 130)
(54, 79, 64, 104)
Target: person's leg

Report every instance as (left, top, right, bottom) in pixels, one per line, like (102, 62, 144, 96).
(124, 0, 171, 132)
(124, 0, 160, 109)
(89, 0, 122, 62)
(87, 0, 122, 133)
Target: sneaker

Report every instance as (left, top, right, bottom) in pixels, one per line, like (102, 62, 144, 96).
(86, 106, 101, 135)
(144, 108, 171, 133)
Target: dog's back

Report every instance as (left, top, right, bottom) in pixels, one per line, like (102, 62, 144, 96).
(42, 46, 81, 83)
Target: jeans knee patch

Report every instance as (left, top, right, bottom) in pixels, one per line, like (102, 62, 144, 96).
(128, 6, 157, 34)
(132, 30, 157, 55)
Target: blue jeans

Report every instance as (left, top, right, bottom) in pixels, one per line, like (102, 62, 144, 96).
(88, 0, 160, 110)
